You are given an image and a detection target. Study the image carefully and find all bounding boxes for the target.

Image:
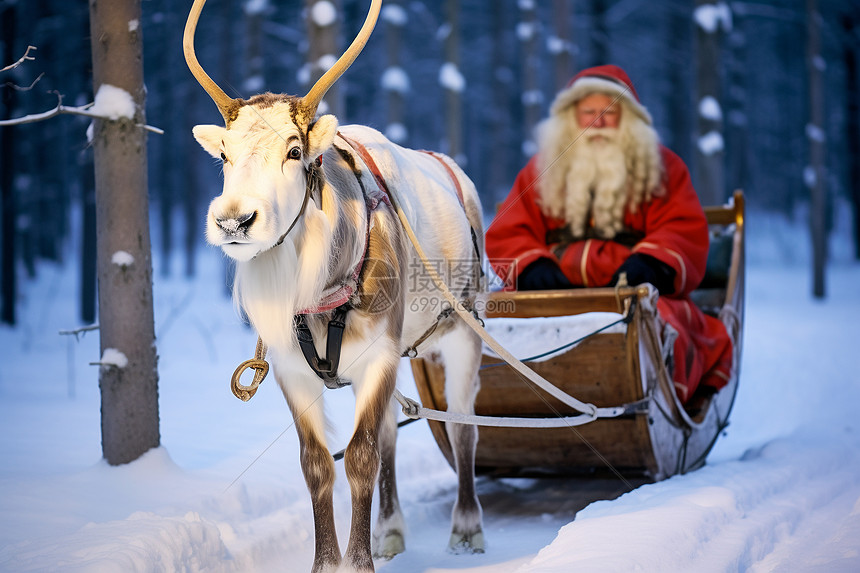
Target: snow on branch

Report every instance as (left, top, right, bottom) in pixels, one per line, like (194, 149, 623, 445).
(0, 90, 163, 134)
(1, 45, 37, 73)
(91, 348, 129, 369)
(694, 3, 732, 33)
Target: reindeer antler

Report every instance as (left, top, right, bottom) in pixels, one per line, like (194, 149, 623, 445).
(183, 0, 241, 124)
(301, 0, 382, 116)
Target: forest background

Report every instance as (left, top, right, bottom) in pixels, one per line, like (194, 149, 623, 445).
(1, 0, 859, 328)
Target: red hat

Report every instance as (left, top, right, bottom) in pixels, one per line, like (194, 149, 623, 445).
(550, 64, 652, 125)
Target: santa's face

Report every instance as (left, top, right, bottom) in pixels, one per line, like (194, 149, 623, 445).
(575, 93, 621, 137)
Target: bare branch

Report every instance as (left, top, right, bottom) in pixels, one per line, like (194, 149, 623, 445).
(0, 91, 164, 134)
(59, 324, 100, 342)
(5, 72, 44, 92)
(1, 45, 37, 73)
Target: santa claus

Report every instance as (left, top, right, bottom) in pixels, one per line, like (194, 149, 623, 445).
(485, 64, 732, 404)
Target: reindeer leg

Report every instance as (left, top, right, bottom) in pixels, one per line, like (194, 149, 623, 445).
(342, 355, 398, 572)
(438, 324, 485, 554)
(372, 399, 405, 559)
(280, 375, 341, 573)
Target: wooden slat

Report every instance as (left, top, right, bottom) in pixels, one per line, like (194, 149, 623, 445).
(478, 334, 639, 414)
(481, 286, 648, 319)
(474, 417, 654, 472)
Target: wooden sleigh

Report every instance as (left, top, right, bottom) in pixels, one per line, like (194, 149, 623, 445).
(410, 191, 745, 480)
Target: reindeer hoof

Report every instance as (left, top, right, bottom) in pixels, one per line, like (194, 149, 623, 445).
(372, 530, 405, 560)
(448, 530, 485, 554)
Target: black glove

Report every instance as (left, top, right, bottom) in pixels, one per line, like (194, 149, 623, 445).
(517, 258, 574, 291)
(610, 253, 676, 295)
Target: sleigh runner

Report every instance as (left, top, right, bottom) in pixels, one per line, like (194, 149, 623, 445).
(410, 190, 745, 480)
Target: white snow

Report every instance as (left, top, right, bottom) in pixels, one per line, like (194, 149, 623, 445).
(698, 130, 724, 155)
(804, 165, 818, 188)
(242, 74, 265, 94)
(813, 55, 826, 71)
(128, 19, 139, 33)
(2, 219, 860, 572)
(381, 66, 410, 94)
(436, 23, 451, 42)
(516, 22, 536, 42)
(310, 1, 337, 28)
(99, 348, 129, 369)
(90, 84, 136, 121)
(482, 313, 625, 362)
(439, 62, 466, 92)
(112, 250, 134, 267)
(522, 139, 538, 158)
(698, 95, 723, 122)
(316, 54, 338, 73)
(244, 0, 269, 16)
(546, 36, 569, 55)
(521, 89, 544, 107)
(806, 123, 826, 143)
(518, 0, 536, 10)
(385, 122, 408, 144)
(381, 4, 407, 27)
(297, 63, 311, 86)
(694, 2, 732, 33)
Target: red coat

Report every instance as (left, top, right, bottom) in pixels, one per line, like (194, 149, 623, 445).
(486, 148, 732, 403)
(487, 147, 709, 294)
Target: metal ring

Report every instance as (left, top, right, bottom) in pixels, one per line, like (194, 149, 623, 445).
(230, 358, 270, 402)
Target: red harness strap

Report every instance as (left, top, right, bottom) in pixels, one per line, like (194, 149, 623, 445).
(419, 150, 466, 209)
(338, 133, 466, 211)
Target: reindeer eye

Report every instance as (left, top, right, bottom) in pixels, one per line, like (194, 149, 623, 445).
(287, 146, 302, 160)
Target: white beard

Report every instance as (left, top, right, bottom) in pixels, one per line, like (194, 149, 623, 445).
(563, 130, 628, 238)
(535, 107, 664, 239)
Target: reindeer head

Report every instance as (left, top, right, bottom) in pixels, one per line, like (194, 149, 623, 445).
(184, 0, 380, 262)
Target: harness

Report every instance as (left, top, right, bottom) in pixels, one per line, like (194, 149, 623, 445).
(232, 134, 480, 398)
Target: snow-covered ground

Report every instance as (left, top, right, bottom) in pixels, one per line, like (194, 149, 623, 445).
(2, 223, 860, 572)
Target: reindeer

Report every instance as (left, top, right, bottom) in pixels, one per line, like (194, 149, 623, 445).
(184, 1, 485, 571)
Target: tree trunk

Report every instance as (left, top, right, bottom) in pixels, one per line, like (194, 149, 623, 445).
(244, 0, 264, 95)
(1, 2, 18, 326)
(843, 13, 860, 260)
(552, 0, 574, 91)
(383, 0, 408, 145)
(443, 0, 464, 165)
(592, 0, 609, 65)
(307, 0, 342, 116)
(725, 26, 750, 197)
(519, 0, 540, 159)
(668, 6, 693, 161)
(806, 0, 826, 298)
(89, 0, 160, 465)
(694, 0, 726, 207)
(489, 2, 513, 207)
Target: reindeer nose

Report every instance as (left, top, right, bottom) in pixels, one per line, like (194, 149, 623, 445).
(216, 211, 257, 236)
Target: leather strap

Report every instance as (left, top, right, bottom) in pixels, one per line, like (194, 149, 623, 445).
(294, 304, 352, 389)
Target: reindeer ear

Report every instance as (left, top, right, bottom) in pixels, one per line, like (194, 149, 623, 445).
(192, 125, 226, 158)
(307, 114, 338, 161)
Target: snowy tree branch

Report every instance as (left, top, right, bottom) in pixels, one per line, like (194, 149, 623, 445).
(1, 45, 37, 73)
(0, 91, 164, 134)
